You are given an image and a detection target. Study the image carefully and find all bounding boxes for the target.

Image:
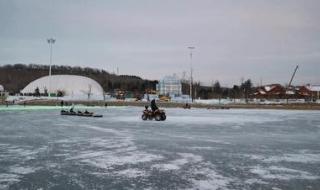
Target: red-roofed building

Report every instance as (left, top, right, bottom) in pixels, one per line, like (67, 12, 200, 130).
(253, 84, 286, 99)
(252, 84, 320, 101)
(296, 86, 312, 98)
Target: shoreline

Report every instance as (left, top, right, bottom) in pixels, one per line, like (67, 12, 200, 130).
(1, 99, 320, 111)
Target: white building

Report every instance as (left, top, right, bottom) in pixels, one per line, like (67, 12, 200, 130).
(306, 84, 320, 100)
(21, 75, 104, 100)
(156, 75, 182, 97)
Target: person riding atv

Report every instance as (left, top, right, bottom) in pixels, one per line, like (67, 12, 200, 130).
(150, 99, 159, 111)
(141, 99, 166, 121)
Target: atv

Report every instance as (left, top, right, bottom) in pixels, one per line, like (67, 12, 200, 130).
(142, 108, 166, 121)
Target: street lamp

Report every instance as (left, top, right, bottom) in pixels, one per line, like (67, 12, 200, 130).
(188, 46, 195, 102)
(47, 38, 56, 97)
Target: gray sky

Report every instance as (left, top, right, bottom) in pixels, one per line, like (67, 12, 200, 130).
(1, 0, 319, 86)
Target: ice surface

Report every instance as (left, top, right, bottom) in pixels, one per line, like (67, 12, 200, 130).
(0, 107, 320, 189)
(189, 167, 233, 190)
(264, 153, 320, 163)
(250, 165, 319, 180)
(9, 166, 38, 175)
(152, 153, 203, 171)
(244, 151, 320, 164)
(115, 168, 148, 178)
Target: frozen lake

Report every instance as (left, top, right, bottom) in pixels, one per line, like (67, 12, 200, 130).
(0, 106, 320, 190)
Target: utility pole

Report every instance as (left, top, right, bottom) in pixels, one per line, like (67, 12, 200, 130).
(188, 46, 195, 102)
(47, 38, 56, 97)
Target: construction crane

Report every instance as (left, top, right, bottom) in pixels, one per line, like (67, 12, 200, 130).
(286, 65, 299, 103)
(288, 65, 299, 87)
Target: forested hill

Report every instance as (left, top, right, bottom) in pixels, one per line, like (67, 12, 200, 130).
(0, 64, 158, 94)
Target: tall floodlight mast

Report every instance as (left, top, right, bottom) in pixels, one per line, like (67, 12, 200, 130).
(47, 38, 56, 97)
(188, 46, 195, 102)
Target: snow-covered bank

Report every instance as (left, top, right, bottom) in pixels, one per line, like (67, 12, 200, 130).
(194, 98, 318, 105)
(2, 96, 320, 111)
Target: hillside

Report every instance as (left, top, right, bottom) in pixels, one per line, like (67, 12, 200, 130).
(0, 64, 158, 94)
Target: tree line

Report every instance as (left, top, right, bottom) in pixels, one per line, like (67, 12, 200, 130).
(182, 79, 253, 101)
(0, 64, 157, 94)
(0, 64, 255, 99)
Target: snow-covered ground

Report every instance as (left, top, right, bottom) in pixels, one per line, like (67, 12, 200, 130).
(0, 107, 319, 189)
(195, 98, 317, 105)
(6, 95, 319, 105)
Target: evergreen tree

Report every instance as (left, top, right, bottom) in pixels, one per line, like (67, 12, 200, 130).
(241, 79, 253, 102)
(213, 80, 222, 98)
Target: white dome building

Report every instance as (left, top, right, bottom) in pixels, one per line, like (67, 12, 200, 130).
(0, 85, 4, 92)
(21, 75, 104, 100)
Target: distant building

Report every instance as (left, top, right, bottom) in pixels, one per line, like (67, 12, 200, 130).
(156, 75, 182, 97)
(253, 84, 285, 99)
(306, 84, 320, 100)
(294, 86, 309, 97)
(253, 84, 320, 100)
(21, 75, 105, 100)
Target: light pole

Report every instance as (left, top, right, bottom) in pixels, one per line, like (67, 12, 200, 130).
(47, 38, 55, 97)
(188, 46, 195, 102)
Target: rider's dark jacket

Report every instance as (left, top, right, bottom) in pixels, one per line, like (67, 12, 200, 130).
(150, 99, 158, 111)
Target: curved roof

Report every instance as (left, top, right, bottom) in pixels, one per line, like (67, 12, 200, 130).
(21, 75, 104, 99)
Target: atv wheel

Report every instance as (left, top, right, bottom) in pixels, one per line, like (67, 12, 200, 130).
(155, 114, 162, 121)
(141, 114, 148, 121)
(161, 114, 166, 121)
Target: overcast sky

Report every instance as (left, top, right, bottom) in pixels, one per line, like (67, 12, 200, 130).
(0, 0, 319, 86)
